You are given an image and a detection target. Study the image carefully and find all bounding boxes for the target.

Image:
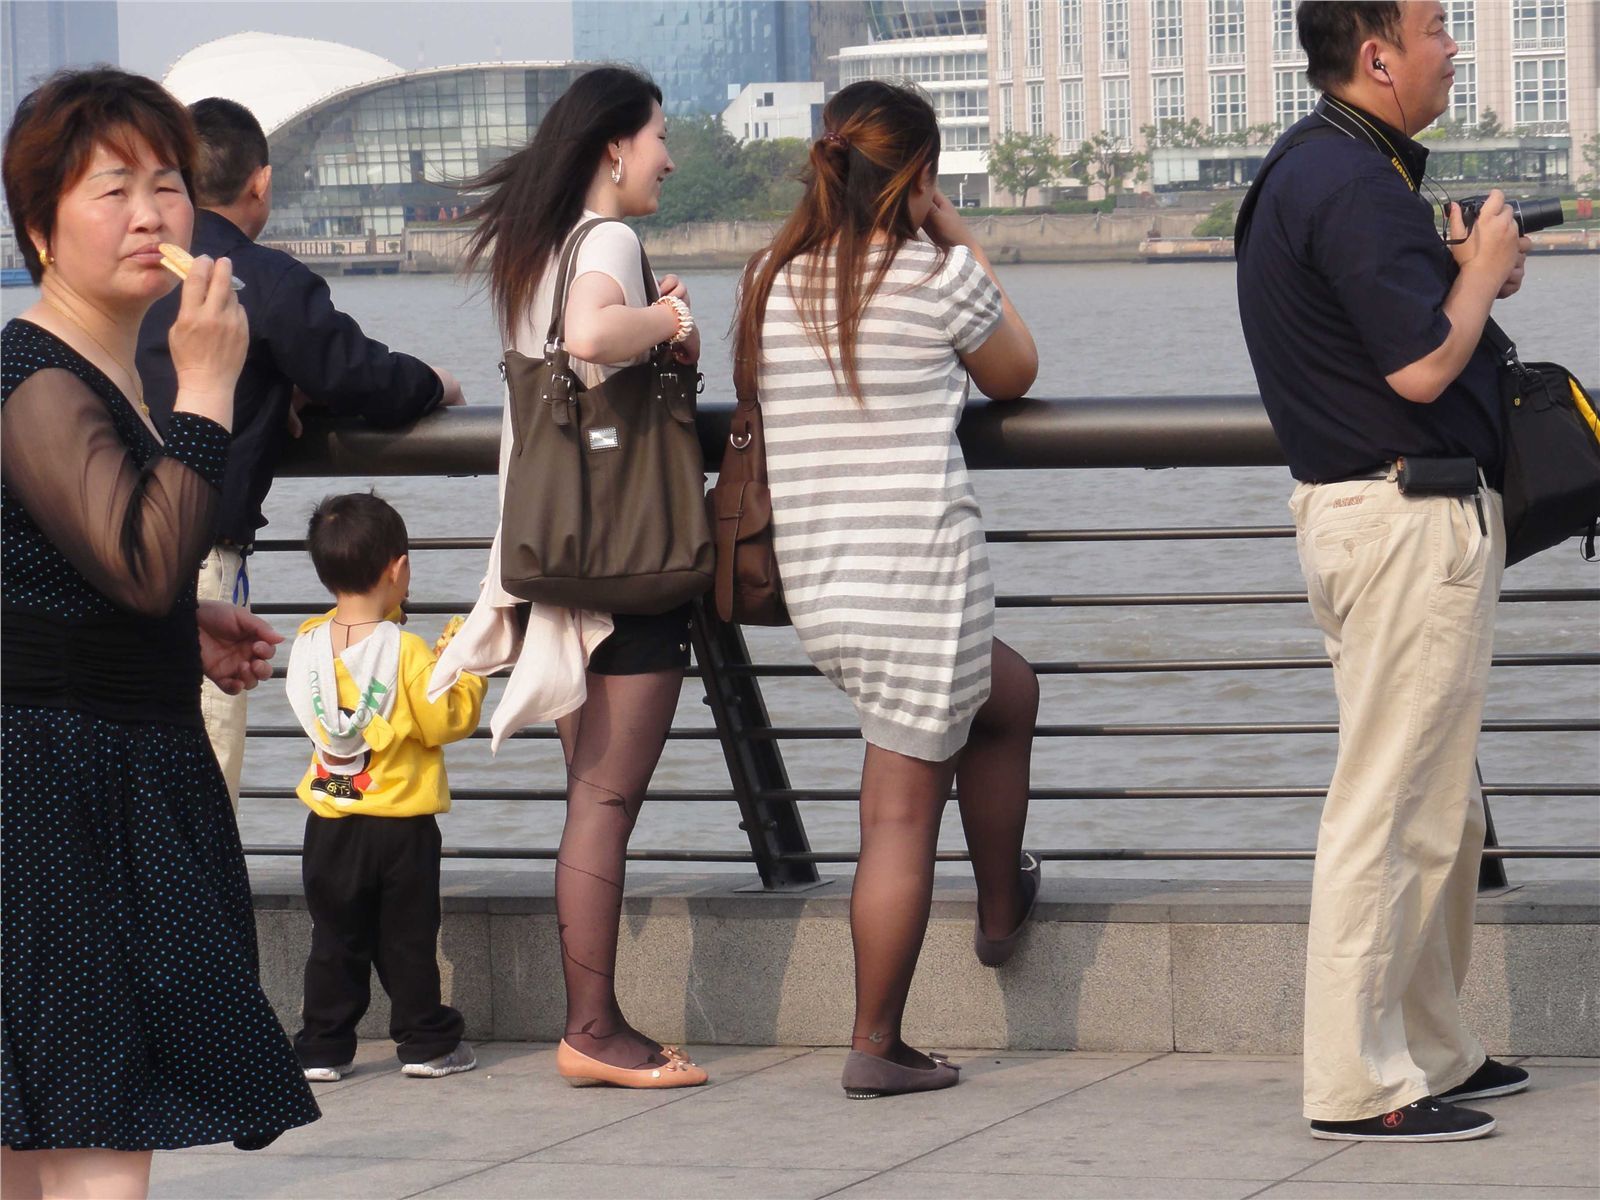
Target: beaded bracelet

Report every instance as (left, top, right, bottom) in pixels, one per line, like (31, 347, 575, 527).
(655, 295, 694, 345)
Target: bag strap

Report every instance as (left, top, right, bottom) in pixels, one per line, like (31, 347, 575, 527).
(544, 217, 661, 350)
(1479, 316, 1527, 377)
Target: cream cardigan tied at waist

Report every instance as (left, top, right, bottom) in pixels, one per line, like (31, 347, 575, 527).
(429, 388, 613, 750)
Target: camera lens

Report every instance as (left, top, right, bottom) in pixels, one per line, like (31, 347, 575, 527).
(1511, 198, 1565, 235)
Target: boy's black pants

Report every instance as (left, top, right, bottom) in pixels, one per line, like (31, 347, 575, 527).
(294, 813, 464, 1067)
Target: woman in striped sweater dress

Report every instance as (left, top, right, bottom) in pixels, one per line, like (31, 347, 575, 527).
(734, 81, 1043, 1099)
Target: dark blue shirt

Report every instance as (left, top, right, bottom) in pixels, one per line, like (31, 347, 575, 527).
(1235, 98, 1502, 485)
(137, 211, 443, 546)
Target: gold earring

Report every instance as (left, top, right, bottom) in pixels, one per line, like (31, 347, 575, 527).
(611, 157, 624, 185)
(37, 247, 51, 268)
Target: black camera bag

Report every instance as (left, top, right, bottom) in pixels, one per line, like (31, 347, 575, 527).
(1483, 319, 1600, 567)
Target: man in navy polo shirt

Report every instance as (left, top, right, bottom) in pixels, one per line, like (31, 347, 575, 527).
(1236, 2, 1531, 1143)
(138, 99, 465, 808)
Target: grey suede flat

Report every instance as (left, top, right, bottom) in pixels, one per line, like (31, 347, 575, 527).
(840, 1050, 960, 1100)
(974, 851, 1042, 967)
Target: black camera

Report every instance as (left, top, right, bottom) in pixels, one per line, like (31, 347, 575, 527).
(1457, 194, 1565, 236)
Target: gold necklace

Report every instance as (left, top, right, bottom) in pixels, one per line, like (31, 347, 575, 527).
(42, 300, 150, 416)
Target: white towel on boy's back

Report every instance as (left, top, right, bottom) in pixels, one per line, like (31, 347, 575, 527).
(287, 619, 401, 768)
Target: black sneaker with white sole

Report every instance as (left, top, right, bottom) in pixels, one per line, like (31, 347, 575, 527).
(1310, 1098, 1496, 1142)
(1438, 1058, 1530, 1102)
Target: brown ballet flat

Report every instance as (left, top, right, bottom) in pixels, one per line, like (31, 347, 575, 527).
(556, 1038, 709, 1088)
(974, 851, 1042, 967)
(840, 1049, 960, 1099)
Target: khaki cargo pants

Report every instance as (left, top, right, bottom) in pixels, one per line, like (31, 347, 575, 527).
(1290, 472, 1504, 1122)
(197, 545, 251, 811)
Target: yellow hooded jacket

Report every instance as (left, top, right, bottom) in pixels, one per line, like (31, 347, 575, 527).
(294, 611, 486, 819)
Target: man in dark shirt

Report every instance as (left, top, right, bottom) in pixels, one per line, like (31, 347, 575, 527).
(1236, 2, 1530, 1143)
(138, 98, 465, 806)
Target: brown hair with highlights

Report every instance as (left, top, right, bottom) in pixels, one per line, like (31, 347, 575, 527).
(3, 66, 197, 284)
(733, 80, 943, 405)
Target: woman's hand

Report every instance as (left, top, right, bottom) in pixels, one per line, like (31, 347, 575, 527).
(197, 601, 281, 694)
(923, 189, 978, 251)
(659, 274, 691, 306)
(169, 255, 248, 430)
(658, 276, 701, 363)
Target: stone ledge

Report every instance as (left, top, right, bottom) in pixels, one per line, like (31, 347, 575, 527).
(250, 867, 1600, 924)
(248, 869, 1599, 1055)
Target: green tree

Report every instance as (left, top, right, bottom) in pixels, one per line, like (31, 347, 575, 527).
(644, 116, 754, 227)
(1476, 108, 1505, 138)
(986, 130, 1067, 205)
(738, 137, 810, 216)
(1578, 131, 1600, 189)
(1069, 130, 1150, 197)
(1141, 117, 1213, 149)
(1192, 200, 1235, 237)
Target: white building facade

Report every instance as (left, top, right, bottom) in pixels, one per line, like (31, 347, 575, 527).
(833, 2, 992, 203)
(988, 0, 1597, 195)
(722, 82, 826, 143)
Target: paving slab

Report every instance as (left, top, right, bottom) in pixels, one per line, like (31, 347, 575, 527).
(1255, 1185, 1599, 1199)
(148, 1153, 496, 1199)
(1293, 1059, 1599, 1190)
(164, 1042, 802, 1166)
(830, 1169, 1276, 1198)
(145, 1045, 1599, 1200)
(907, 1053, 1337, 1183)
(410, 1161, 874, 1198)
(524, 1048, 1155, 1172)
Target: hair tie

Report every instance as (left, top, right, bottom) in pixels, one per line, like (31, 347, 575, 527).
(821, 131, 847, 149)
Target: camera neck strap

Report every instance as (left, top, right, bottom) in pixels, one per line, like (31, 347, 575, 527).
(1315, 95, 1418, 193)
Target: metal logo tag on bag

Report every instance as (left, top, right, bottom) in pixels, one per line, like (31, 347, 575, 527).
(587, 427, 619, 452)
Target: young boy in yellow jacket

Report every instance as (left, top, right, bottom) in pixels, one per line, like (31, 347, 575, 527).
(286, 492, 486, 1081)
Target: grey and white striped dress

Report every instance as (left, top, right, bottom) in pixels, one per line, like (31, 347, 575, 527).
(759, 239, 1006, 762)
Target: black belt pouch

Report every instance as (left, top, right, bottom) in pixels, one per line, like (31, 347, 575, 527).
(1396, 456, 1479, 497)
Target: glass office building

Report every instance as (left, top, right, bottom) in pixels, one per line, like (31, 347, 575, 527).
(572, 1, 815, 116)
(267, 65, 585, 237)
(162, 36, 584, 238)
(3, 0, 119, 137)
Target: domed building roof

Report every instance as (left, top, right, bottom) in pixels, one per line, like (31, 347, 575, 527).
(162, 32, 403, 136)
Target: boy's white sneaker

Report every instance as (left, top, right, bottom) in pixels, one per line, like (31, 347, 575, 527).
(303, 1062, 353, 1083)
(402, 1042, 477, 1079)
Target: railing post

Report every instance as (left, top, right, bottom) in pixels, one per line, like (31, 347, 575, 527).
(1477, 760, 1509, 891)
(689, 600, 821, 889)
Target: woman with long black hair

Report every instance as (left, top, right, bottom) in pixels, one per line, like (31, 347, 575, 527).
(442, 66, 708, 1089)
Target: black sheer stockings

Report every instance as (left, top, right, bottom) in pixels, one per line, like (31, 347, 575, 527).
(554, 670, 682, 1071)
(849, 638, 1038, 1060)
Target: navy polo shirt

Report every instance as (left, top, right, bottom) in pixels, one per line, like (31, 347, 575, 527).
(1235, 99, 1502, 485)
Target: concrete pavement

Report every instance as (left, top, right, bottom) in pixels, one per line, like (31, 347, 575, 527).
(150, 1044, 1597, 1199)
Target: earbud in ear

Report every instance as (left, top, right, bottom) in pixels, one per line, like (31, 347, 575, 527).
(1374, 59, 1388, 72)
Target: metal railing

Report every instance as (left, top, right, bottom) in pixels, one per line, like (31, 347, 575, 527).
(244, 398, 1600, 889)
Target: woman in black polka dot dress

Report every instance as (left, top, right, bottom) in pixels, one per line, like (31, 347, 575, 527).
(2, 70, 318, 1195)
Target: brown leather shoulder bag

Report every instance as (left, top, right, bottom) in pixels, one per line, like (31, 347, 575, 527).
(708, 368, 788, 626)
(500, 218, 713, 614)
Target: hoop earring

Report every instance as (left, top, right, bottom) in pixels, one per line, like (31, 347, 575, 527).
(611, 157, 624, 186)
(37, 247, 51, 268)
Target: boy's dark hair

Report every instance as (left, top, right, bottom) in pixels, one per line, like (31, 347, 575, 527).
(306, 492, 409, 596)
(1298, 2, 1404, 92)
(189, 96, 269, 207)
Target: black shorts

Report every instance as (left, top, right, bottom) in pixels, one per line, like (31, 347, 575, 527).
(588, 604, 693, 675)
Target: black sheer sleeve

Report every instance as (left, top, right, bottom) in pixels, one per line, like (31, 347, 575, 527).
(1, 368, 228, 617)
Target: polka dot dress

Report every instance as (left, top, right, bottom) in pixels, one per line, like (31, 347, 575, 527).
(1, 321, 321, 1151)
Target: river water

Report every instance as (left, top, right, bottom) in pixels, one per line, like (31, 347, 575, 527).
(12, 258, 1598, 879)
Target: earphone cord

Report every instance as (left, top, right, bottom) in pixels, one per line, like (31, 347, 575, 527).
(1377, 64, 1412, 151)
